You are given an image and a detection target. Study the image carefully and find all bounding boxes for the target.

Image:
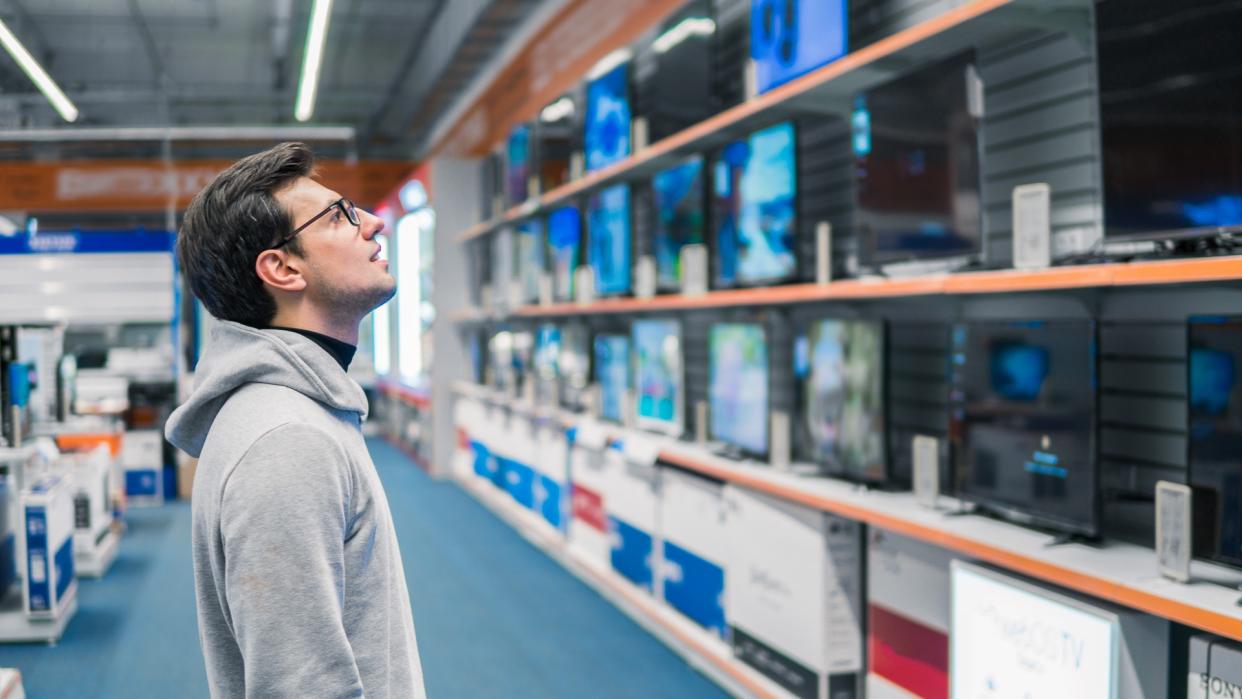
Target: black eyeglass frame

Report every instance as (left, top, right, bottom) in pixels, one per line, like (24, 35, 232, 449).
(271, 197, 360, 249)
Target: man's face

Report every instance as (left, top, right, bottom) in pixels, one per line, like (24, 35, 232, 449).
(274, 176, 395, 318)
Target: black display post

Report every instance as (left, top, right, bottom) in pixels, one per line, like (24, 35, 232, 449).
(0, 325, 14, 447)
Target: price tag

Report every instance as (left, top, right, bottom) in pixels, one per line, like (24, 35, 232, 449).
(744, 59, 758, 101)
(538, 273, 553, 307)
(913, 435, 940, 508)
(1013, 183, 1051, 270)
(816, 221, 833, 285)
(632, 116, 649, 151)
(635, 255, 657, 299)
(621, 388, 636, 429)
(680, 244, 708, 297)
(570, 151, 585, 180)
(694, 400, 708, 444)
(1156, 481, 1192, 583)
(575, 266, 596, 306)
(770, 410, 790, 471)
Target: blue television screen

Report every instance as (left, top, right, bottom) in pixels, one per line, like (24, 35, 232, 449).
(588, 184, 632, 296)
(803, 319, 886, 481)
(713, 121, 797, 286)
(653, 156, 705, 290)
(750, 0, 847, 94)
(535, 324, 561, 381)
(633, 319, 682, 435)
(594, 334, 630, 423)
(989, 343, 1050, 403)
(547, 206, 581, 302)
(507, 124, 531, 204)
(585, 62, 631, 172)
(516, 220, 544, 305)
(709, 323, 769, 455)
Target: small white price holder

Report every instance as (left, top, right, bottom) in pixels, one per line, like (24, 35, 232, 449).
(635, 255, 657, 299)
(521, 374, 536, 407)
(695, 400, 708, 444)
(1156, 481, 1192, 583)
(744, 59, 758, 101)
(770, 410, 790, 471)
(538, 272, 553, 307)
(509, 279, 524, 309)
(480, 283, 493, 312)
(912, 435, 941, 509)
(492, 193, 505, 218)
(570, 151, 585, 180)
(621, 388, 636, 430)
(1012, 183, 1051, 270)
(816, 221, 833, 285)
(680, 244, 708, 297)
(527, 175, 541, 199)
(585, 384, 601, 419)
(575, 266, 596, 306)
(632, 116, 649, 151)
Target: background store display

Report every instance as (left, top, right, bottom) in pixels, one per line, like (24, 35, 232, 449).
(750, 0, 847, 94)
(547, 206, 582, 303)
(658, 465, 727, 640)
(587, 184, 632, 296)
(633, 319, 683, 436)
(535, 91, 578, 192)
(708, 322, 769, 457)
(584, 62, 632, 172)
(516, 220, 544, 306)
(652, 156, 706, 291)
(488, 330, 514, 393)
(506, 124, 532, 205)
(635, 0, 717, 142)
(558, 326, 590, 412)
(1188, 316, 1242, 569)
(593, 334, 630, 423)
(950, 320, 1099, 538)
(533, 325, 561, 404)
(712, 121, 798, 287)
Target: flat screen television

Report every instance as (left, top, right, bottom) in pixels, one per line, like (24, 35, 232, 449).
(854, 51, 981, 268)
(587, 183, 632, 296)
(547, 206, 582, 302)
(594, 333, 631, 423)
(950, 320, 1098, 537)
(507, 123, 532, 206)
(642, 0, 716, 141)
(585, 62, 631, 172)
(1188, 316, 1242, 568)
(633, 319, 683, 436)
(750, 0, 847, 94)
(712, 121, 798, 287)
(709, 323, 769, 457)
(559, 325, 590, 411)
(798, 318, 886, 482)
(516, 220, 544, 305)
(534, 324, 561, 403)
(653, 156, 706, 291)
(1096, 1, 1242, 236)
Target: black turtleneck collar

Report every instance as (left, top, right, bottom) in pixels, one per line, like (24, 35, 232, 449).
(267, 326, 356, 371)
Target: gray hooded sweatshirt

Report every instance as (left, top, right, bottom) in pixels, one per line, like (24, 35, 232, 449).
(166, 320, 426, 699)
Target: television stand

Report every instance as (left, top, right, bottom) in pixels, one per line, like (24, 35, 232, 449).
(1044, 532, 1100, 548)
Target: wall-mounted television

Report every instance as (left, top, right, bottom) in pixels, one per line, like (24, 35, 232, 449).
(1096, 1, 1242, 236)
(640, 0, 717, 141)
(594, 333, 630, 423)
(559, 325, 590, 412)
(585, 62, 631, 172)
(534, 324, 561, 403)
(1188, 316, 1242, 568)
(488, 329, 514, 391)
(950, 320, 1098, 537)
(507, 123, 532, 206)
(798, 318, 886, 482)
(652, 156, 706, 291)
(633, 319, 683, 436)
(712, 121, 798, 287)
(547, 206, 582, 302)
(516, 220, 544, 305)
(854, 51, 981, 268)
(709, 322, 769, 457)
(587, 183, 632, 296)
(750, 0, 847, 94)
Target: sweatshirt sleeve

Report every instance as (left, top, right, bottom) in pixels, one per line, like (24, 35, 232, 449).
(219, 422, 364, 699)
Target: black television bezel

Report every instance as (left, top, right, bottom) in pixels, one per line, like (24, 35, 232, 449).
(707, 317, 774, 462)
(641, 0, 719, 143)
(795, 316, 890, 485)
(505, 122, 536, 208)
(585, 182, 634, 298)
(650, 153, 708, 294)
(710, 119, 801, 290)
(950, 319, 1101, 539)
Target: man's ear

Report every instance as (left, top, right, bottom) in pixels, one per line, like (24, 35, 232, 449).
(255, 249, 308, 293)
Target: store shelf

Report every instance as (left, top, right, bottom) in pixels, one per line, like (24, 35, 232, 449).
(457, 474, 792, 699)
(449, 255, 1242, 322)
(452, 385, 1242, 642)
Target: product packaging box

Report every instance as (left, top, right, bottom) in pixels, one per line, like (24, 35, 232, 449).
(531, 418, 569, 532)
(66, 446, 113, 561)
(121, 430, 163, 504)
(1189, 634, 1242, 699)
(724, 485, 863, 699)
(567, 420, 610, 572)
(21, 474, 76, 620)
(605, 436, 661, 595)
(658, 464, 727, 640)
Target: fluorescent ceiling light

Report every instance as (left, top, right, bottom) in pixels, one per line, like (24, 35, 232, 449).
(586, 48, 632, 81)
(539, 97, 575, 123)
(652, 17, 716, 54)
(294, 0, 334, 122)
(0, 18, 78, 122)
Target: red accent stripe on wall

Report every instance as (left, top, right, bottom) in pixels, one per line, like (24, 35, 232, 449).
(868, 603, 949, 699)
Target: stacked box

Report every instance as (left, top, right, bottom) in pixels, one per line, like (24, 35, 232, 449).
(604, 439, 661, 595)
(531, 419, 569, 531)
(1189, 635, 1242, 699)
(22, 474, 76, 619)
(121, 430, 163, 503)
(66, 447, 113, 561)
(567, 421, 610, 572)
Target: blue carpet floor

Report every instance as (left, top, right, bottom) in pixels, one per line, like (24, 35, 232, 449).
(2, 438, 728, 698)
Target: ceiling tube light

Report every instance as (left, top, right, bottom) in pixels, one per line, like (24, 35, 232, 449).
(0, 18, 78, 122)
(652, 17, 716, 54)
(586, 48, 633, 81)
(294, 0, 334, 122)
(539, 97, 575, 123)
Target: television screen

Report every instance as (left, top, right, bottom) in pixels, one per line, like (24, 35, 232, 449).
(950, 320, 1098, 536)
(653, 156, 706, 290)
(1097, 1, 1242, 236)
(712, 121, 797, 287)
(750, 0, 847, 94)
(560, 325, 590, 411)
(516, 220, 544, 305)
(709, 323, 769, 455)
(534, 324, 561, 381)
(801, 319, 885, 481)
(1189, 317, 1242, 567)
(642, 0, 716, 141)
(585, 62, 631, 172)
(547, 206, 582, 302)
(537, 93, 576, 191)
(507, 124, 532, 205)
(855, 51, 980, 267)
(594, 334, 630, 423)
(633, 319, 683, 435)
(588, 184, 632, 296)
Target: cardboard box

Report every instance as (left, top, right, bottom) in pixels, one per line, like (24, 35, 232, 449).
(66, 447, 113, 559)
(567, 421, 610, 572)
(658, 465, 727, 640)
(1189, 634, 1242, 699)
(21, 474, 76, 620)
(604, 439, 660, 595)
(121, 430, 163, 504)
(531, 419, 569, 531)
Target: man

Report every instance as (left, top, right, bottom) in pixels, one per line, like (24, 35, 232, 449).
(166, 142, 426, 698)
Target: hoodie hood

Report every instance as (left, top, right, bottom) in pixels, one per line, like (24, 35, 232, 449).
(166, 320, 368, 458)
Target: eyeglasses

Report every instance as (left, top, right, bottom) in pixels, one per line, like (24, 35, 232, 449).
(272, 197, 359, 249)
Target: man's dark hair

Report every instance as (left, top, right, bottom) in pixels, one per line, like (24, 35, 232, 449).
(178, 142, 314, 327)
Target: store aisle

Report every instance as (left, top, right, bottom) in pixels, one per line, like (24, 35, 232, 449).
(4, 439, 727, 698)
